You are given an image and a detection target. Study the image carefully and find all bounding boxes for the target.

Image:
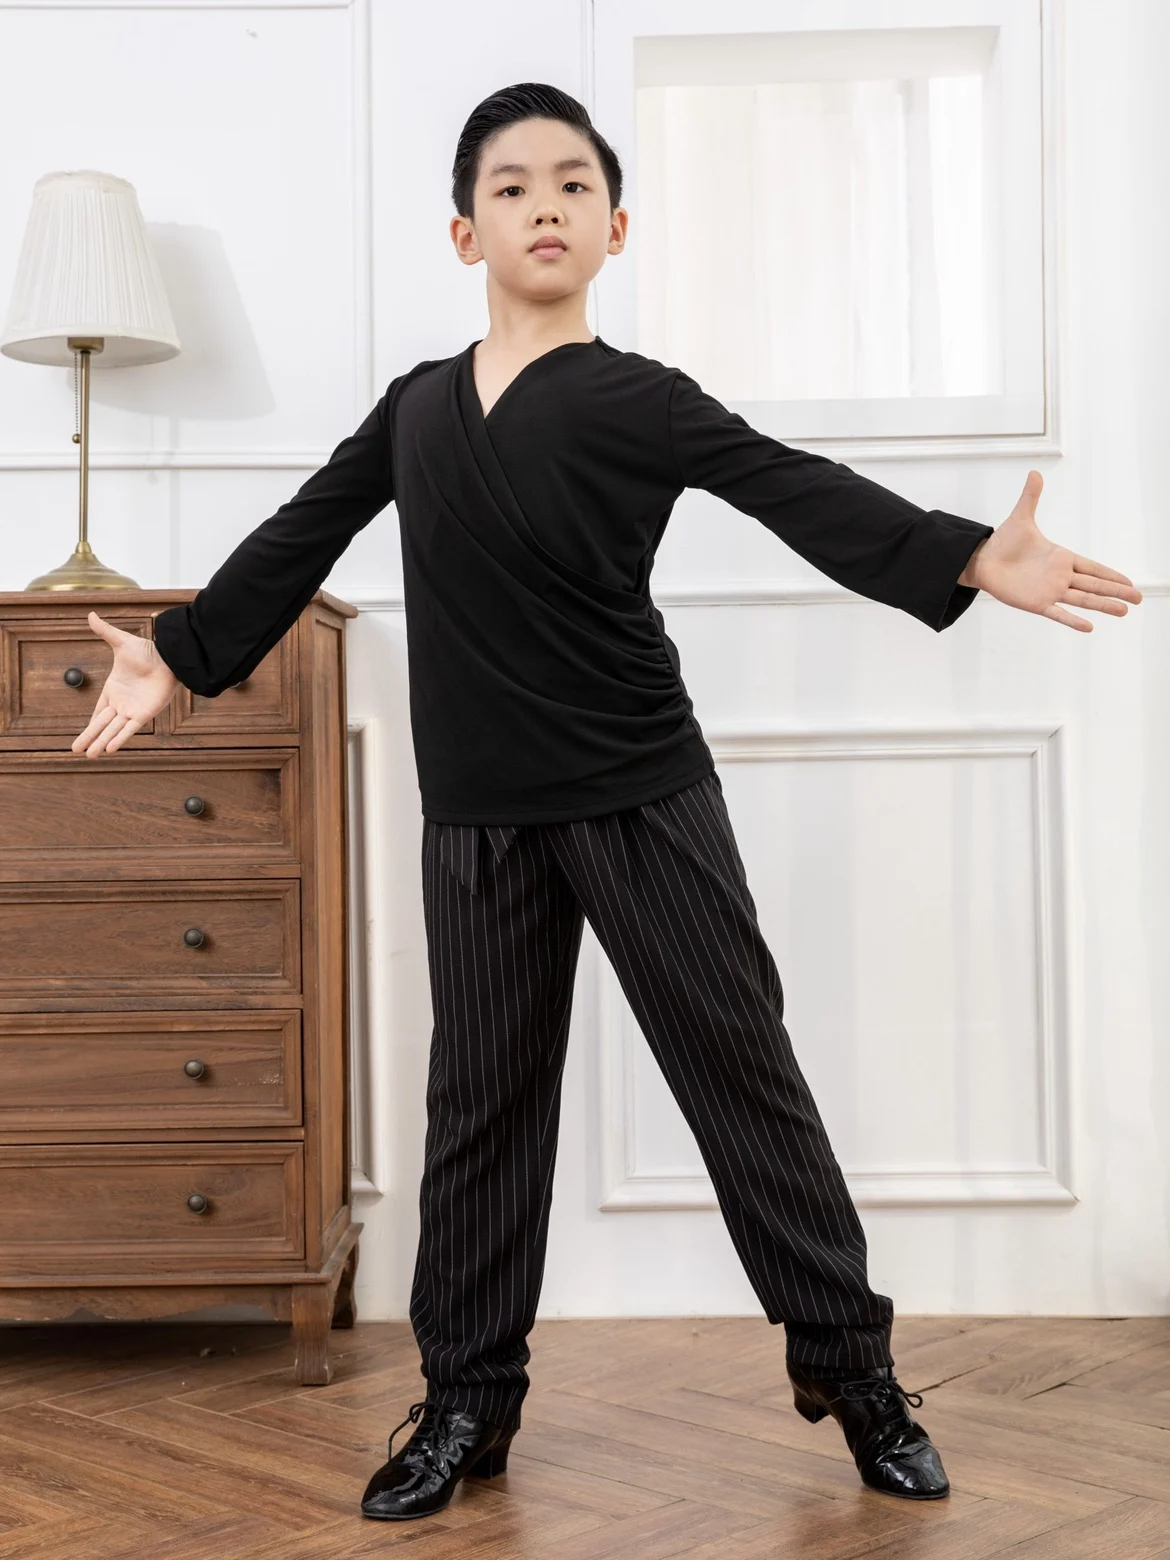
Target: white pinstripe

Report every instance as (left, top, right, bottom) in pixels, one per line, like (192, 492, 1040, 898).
(408, 772, 894, 1430)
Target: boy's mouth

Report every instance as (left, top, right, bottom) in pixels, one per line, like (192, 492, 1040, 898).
(529, 236, 567, 255)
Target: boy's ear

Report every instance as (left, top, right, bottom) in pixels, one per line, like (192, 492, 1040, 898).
(450, 215, 484, 266)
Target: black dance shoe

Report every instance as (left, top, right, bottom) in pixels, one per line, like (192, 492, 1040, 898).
(360, 1398, 518, 1520)
(788, 1365, 950, 1499)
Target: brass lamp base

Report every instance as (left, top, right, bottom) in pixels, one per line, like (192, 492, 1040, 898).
(26, 539, 139, 592)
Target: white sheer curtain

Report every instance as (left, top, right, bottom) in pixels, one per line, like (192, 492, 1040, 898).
(635, 72, 990, 404)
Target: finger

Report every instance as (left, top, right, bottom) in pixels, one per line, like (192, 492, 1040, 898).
(1043, 604, 1093, 632)
(1071, 556, 1138, 588)
(83, 711, 131, 757)
(72, 700, 117, 753)
(103, 716, 145, 755)
(1065, 587, 1131, 616)
(86, 609, 130, 643)
(73, 692, 114, 750)
(1069, 571, 1142, 603)
(1017, 469, 1044, 511)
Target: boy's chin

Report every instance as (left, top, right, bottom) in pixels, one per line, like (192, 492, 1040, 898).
(502, 274, 584, 301)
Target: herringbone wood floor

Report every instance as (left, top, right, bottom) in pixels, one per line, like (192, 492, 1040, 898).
(0, 1314, 1167, 1558)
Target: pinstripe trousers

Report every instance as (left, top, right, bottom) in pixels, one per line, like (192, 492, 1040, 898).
(408, 768, 895, 1432)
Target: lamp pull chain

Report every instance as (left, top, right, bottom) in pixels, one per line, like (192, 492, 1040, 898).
(72, 349, 80, 445)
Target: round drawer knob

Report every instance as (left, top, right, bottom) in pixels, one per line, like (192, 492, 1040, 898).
(63, 667, 86, 688)
(184, 796, 206, 816)
(186, 1193, 209, 1215)
(183, 1059, 206, 1079)
(183, 927, 205, 948)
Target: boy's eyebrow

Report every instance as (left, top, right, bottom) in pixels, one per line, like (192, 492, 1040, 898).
(484, 155, 594, 178)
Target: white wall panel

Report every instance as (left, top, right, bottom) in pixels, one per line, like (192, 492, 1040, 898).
(602, 725, 1074, 1213)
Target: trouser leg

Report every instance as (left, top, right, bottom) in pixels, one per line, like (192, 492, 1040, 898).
(546, 770, 894, 1376)
(409, 820, 585, 1429)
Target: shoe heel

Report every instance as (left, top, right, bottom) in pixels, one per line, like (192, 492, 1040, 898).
(467, 1433, 514, 1478)
(792, 1386, 829, 1424)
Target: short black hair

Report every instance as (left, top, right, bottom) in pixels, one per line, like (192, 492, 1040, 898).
(451, 82, 623, 221)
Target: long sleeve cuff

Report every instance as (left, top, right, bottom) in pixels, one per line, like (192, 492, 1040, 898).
(903, 513, 995, 632)
(153, 602, 223, 697)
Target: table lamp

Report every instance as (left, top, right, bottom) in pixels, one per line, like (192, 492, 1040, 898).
(1, 169, 181, 590)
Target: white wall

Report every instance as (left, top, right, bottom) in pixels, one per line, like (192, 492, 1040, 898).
(1, 0, 1166, 1333)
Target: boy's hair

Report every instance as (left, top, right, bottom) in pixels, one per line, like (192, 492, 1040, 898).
(451, 82, 623, 220)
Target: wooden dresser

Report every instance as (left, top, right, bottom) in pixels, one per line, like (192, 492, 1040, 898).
(0, 587, 362, 1384)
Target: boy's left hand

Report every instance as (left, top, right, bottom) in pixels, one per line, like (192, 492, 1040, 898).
(958, 470, 1142, 631)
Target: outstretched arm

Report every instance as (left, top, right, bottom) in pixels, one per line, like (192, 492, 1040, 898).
(151, 376, 400, 697)
(956, 470, 1140, 631)
(666, 369, 1140, 633)
(71, 379, 401, 757)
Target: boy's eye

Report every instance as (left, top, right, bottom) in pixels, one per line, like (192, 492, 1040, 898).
(498, 182, 588, 197)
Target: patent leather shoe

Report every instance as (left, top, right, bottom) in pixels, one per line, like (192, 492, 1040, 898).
(788, 1365, 949, 1499)
(360, 1398, 518, 1520)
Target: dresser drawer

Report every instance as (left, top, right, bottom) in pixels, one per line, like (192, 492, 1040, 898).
(0, 881, 301, 999)
(0, 614, 157, 738)
(160, 627, 298, 736)
(0, 751, 299, 879)
(0, 1011, 301, 1130)
(0, 1143, 304, 1268)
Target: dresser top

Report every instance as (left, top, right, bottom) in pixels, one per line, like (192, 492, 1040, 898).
(0, 587, 358, 619)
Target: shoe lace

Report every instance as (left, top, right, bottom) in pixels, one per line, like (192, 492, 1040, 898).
(387, 1398, 459, 1467)
(837, 1374, 924, 1412)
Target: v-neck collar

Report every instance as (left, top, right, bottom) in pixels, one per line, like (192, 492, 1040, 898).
(464, 336, 601, 427)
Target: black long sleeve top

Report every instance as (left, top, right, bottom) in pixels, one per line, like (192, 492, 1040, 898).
(153, 336, 995, 825)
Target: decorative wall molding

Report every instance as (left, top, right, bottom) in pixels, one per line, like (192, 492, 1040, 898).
(0, 0, 371, 468)
(0, 431, 1068, 474)
(339, 578, 1170, 613)
(596, 719, 1076, 1211)
(0, 450, 340, 473)
(346, 715, 383, 1197)
(0, 2, 353, 9)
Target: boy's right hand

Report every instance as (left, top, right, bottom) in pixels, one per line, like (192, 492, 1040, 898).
(71, 610, 180, 757)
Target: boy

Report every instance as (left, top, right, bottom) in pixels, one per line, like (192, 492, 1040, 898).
(73, 82, 1139, 1522)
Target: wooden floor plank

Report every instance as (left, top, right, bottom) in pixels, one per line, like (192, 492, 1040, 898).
(683, 1496, 1061, 1560)
(0, 1403, 351, 1531)
(101, 1397, 370, 1494)
(942, 1322, 1170, 1398)
(512, 1400, 981, 1518)
(0, 1514, 283, 1560)
(581, 1383, 1128, 1519)
(1064, 1338, 1170, 1394)
(227, 1503, 608, 1560)
(0, 1428, 230, 1527)
(979, 1495, 1170, 1559)
(41, 1338, 299, 1419)
(893, 1392, 1170, 1504)
(1034, 1381, 1170, 1431)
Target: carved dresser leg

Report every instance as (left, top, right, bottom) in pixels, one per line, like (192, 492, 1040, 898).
(332, 1241, 359, 1329)
(292, 1284, 335, 1385)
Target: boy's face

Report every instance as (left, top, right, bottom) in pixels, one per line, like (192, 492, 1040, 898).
(451, 117, 626, 301)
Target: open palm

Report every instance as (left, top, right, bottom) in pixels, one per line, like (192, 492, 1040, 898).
(962, 471, 1143, 630)
(71, 611, 179, 757)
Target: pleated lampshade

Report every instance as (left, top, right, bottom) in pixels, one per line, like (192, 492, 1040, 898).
(0, 169, 180, 367)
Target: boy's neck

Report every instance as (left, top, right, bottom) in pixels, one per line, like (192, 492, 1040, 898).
(480, 287, 593, 356)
